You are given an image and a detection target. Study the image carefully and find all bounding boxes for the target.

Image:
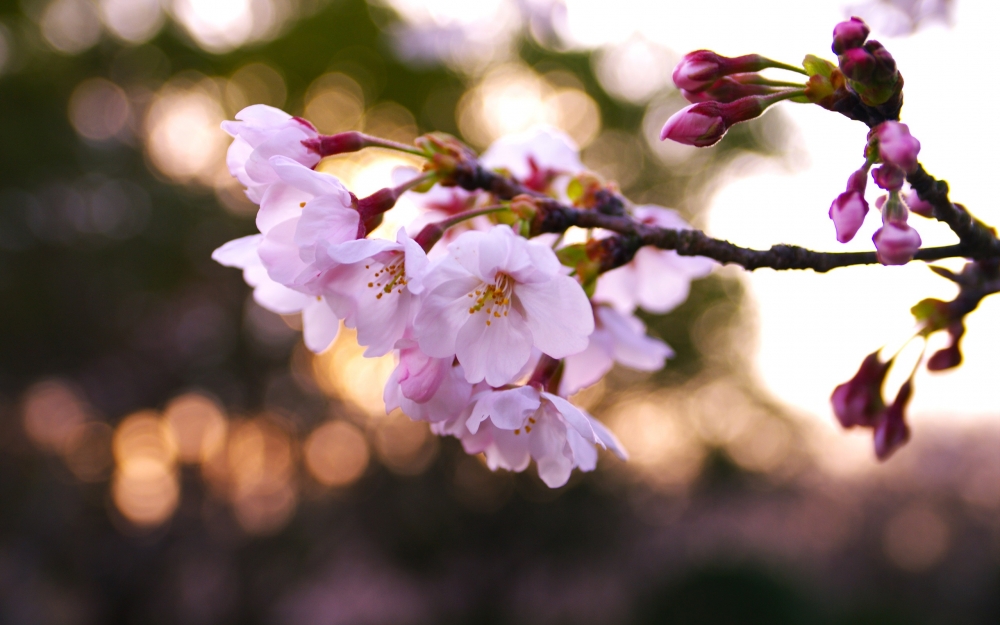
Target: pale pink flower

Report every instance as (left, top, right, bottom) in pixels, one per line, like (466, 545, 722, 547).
(873, 221, 922, 265)
(456, 386, 627, 488)
(320, 229, 430, 357)
(593, 206, 714, 314)
(222, 105, 320, 203)
(560, 305, 674, 396)
(384, 341, 474, 424)
(413, 225, 594, 386)
(212, 234, 340, 352)
(255, 156, 360, 290)
(479, 126, 584, 186)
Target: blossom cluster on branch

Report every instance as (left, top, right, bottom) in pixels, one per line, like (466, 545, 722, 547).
(214, 17, 1000, 478)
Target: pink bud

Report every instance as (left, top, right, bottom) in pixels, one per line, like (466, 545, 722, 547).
(831, 352, 890, 429)
(660, 96, 769, 147)
(829, 191, 869, 243)
(927, 321, 965, 371)
(901, 189, 934, 218)
(302, 131, 366, 157)
(832, 17, 870, 54)
(672, 51, 770, 92)
(873, 221, 922, 265)
(681, 75, 778, 104)
(660, 102, 727, 147)
(875, 122, 920, 173)
(873, 380, 912, 461)
(872, 164, 905, 192)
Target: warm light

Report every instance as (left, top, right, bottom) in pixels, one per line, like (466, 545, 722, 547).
(21, 379, 91, 455)
(113, 410, 177, 469)
(112, 459, 180, 527)
(303, 421, 369, 487)
(225, 63, 287, 112)
(224, 417, 298, 535)
(63, 422, 114, 483)
(303, 73, 365, 135)
(457, 64, 600, 149)
(68, 78, 130, 141)
(593, 37, 674, 104)
(171, 0, 253, 53)
(163, 393, 228, 464)
(372, 411, 438, 475)
(882, 505, 951, 572)
(606, 394, 705, 489)
(145, 79, 228, 185)
(311, 325, 397, 414)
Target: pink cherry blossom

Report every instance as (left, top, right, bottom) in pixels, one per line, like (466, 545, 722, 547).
(873, 221, 922, 265)
(320, 229, 430, 357)
(479, 126, 584, 184)
(413, 225, 594, 387)
(222, 105, 320, 203)
(874, 121, 920, 173)
(384, 342, 474, 424)
(560, 305, 674, 396)
(456, 386, 627, 488)
(255, 156, 360, 290)
(212, 234, 340, 352)
(593, 206, 714, 314)
(659, 102, 726, 147)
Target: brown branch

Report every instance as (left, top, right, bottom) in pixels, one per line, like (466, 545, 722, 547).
(450, 162, 991, 273)
(905, 164, 1000, 254)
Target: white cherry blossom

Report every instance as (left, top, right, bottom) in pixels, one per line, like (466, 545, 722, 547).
(593, 205, 714, 314)
(222, 105, 320, 203)
(255, 156, 360, 291)
(212, 234, 340, 352)
(560, 305, 674, 396)
(320, 229, 430, 357)
(413, 225, 594, 386)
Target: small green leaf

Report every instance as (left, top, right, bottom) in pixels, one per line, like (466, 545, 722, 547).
(566, 178, 583, 203)
(802, 54, 835, 79)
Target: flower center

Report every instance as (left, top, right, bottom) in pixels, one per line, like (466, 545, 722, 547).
(365, 254, 407, 300)
(467, 272, 514, 327)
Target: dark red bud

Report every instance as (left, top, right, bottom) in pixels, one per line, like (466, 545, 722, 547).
(831, 352, 891, 429)
(873, 380, 912, 461)
(302, 131, 367, 157)
(832, 17, 870, 54)
(839, 48, 875, 82)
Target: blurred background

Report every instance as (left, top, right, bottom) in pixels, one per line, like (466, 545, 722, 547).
(0, 0, 997, 622)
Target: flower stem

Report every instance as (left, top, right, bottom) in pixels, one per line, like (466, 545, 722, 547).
(413, 205, 510, 251)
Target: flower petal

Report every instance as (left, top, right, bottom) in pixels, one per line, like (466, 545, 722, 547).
(516, 275, 594, 359)
(456, 307, 534, 386)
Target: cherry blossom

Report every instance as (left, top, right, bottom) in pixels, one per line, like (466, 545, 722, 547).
(479, 126, 584, 187)
(211, 234, 340, 353)
(255, 156, 360, 290)
(560, 305, 674, 396)
(593, 206, 714, 314)
(414, 225, 594, 386)
(384, 341, 473, 424)
(450, 386, 627, 488)
(222, 105, 320, 203)
(320, 229, 430, 357)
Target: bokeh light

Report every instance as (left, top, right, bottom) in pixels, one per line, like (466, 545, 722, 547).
(40, 0, 103, 54)
(112, 410, 181, 527)
(21, 379, 93, 455)
(99, 0, 166, 44)
(144, 78, 229, 185)
(163, 393, 228, 464)
(68, 78, 131, 142)
(303, 420, 369, 487)
(303, 73, 366, 135)
(224, 417, 298, 535)
(311, 325, 397, 414)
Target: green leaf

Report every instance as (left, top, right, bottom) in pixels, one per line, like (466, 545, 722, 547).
(802, 54, 835, 79)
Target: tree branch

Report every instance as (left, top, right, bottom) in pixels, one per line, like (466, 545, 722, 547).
(450, 162, 993, 273)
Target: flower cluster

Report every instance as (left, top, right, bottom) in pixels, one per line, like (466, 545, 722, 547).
(214, 108, 713, 487)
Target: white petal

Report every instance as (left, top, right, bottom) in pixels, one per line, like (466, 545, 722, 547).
(592, 265, 640, 314)
(270, 156, 352, 203)
(257, 182, 311, 234)
(566, 426, 598, 472)
(541, 393, 598, 444)
(257, 219, 310, 286)
(516, 275, 594, 359)
(456, 307, 534, 386)
(212, 235, 263, 269)
(559, 330, 614, 396)
(302, 299, 340, 352)
(413, 276, 483, 358)
(528, 412, 573, 488)
(588, 416, 628, 460)
(598, 306, 674, 371)
(467, 387, 540, 433)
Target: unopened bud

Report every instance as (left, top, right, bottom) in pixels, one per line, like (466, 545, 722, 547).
(831, 352, 891, 429)
(832, 17, 870, 54)
(660, 95, 775, 147)
(872, 164, 905, 191)
(301, 131, 366, 157)
(902, 189, 935, 218)
(873, 380, 912, 461)
(927, 321, 965, 371)
(873, 221, 922, 265)
(672, 51, 774, 92)
(682, 74, 781, 104)
(874, 121, 920, 174)
(838, 47, 876, 82)
(829, 191, 869, 243)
